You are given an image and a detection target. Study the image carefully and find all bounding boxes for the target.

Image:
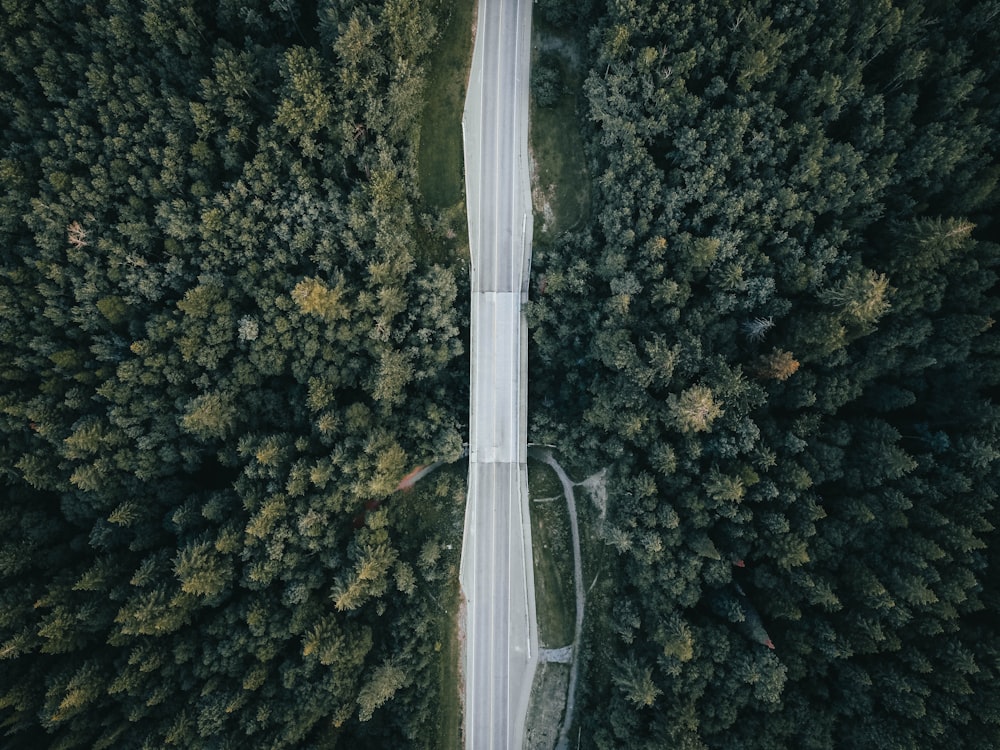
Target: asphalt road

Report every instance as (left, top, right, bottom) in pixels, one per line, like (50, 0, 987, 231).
(459, 0, 537, 747)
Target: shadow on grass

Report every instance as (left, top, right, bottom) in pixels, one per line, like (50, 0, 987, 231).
(529, 18, 591, 239)
(418, 0, 475, 210)
(528, 457, 576, 648)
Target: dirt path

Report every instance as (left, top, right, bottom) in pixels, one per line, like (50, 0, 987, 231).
(535, 449, 585, 750)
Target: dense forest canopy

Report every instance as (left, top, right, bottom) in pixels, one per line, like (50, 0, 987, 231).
(1, 1, 467, 748)
(5, 0, 1000, 747)
(528, 0, 1000, 747)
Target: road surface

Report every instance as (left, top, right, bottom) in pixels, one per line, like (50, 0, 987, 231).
(459, 0, 536, 748)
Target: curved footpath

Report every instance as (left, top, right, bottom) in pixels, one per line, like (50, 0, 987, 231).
(537, 451, 585, 750)
(458, 0, 537, 749)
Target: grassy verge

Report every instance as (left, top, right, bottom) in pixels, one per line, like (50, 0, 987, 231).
(565, 460, 616, 746)
(434, 570, 463, 750)
(414, 3, 474, 726)
(418, 0, 475, 209)
(529, 18, 591, 238)
(391, 463, 466, 749)
(528, 457, 563, 499)
(527, 458, 575, 647)
(433, 464, 467, 750)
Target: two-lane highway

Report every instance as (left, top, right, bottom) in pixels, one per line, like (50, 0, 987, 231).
(459, 0, 536, 747)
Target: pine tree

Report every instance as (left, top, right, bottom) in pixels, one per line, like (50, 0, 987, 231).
(668, 385, 723, 434)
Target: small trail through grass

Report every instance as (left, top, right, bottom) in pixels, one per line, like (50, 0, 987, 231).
(526, 446, 601, 750)
(534, 450, 585, 750)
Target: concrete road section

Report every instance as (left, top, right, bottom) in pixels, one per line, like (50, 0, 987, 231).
(459, 0, 537, 747)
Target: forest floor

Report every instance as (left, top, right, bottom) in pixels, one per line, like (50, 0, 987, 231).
(528, 18, 590, 238)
